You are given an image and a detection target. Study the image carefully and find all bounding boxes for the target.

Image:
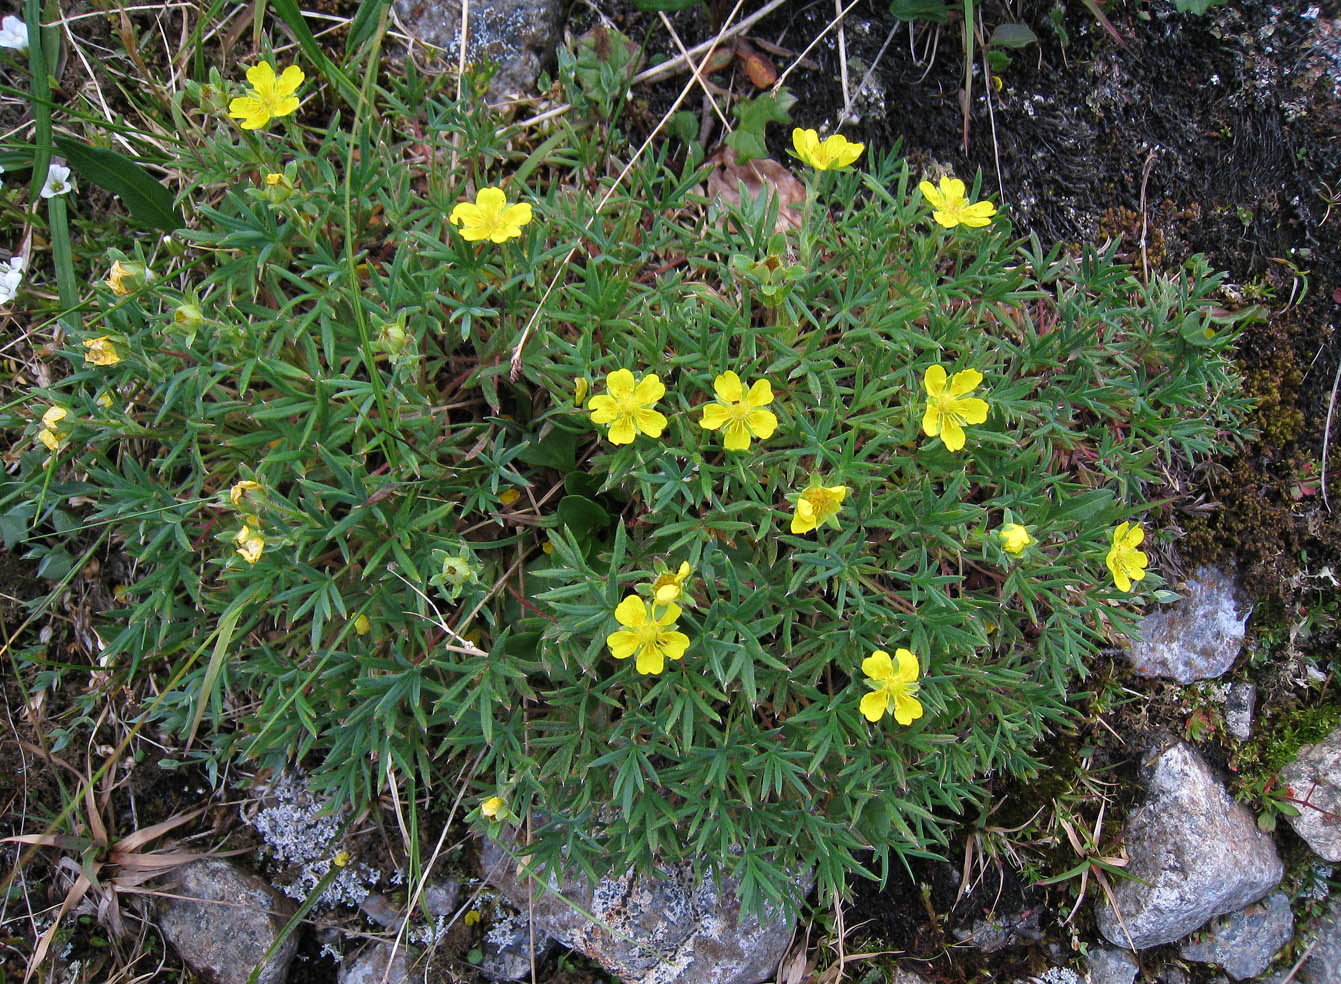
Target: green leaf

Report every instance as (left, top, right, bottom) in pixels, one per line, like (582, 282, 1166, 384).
(517, 427, 579, 472)
(557, 495, 610, 537)
(989, 23, 1039, 48)
(887, 0, 950, 24)
(725, 89, 796, 163)
(53, 137, 182, 232)
(633, 0, 701, 10)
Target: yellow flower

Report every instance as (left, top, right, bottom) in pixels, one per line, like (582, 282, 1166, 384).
(587, 368, 667, 445)
(922, 364, 989, 452)
(230, 479, 262, 508)
(652, 562, 691, 605)
(449, 186, 533, 243)
(234, 523, 265, 564)
(998, 523, 1034, 555)
(790, 482, 848, 535)
(860, 648, 924, 725)
(37, 405, 69, 450)
(83, 336, 121, 367)
(499, 488, 521, 506)
(481, 796, 505, 819)
(606, 594, 691, 675)
(918, 176, 997, 229)
(464, 910, 481, 926)
(791, 128, 864, 170)
(1106, 522, 1149, 592)
(354, 614, 371, 636)
(105, 259, 136, 295)
(699, 371, 777, 451)
(228, 62, 305, 130)
(332, 850, 350, 868)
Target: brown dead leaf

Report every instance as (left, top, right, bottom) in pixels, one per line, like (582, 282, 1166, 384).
(704, 148, 806, 234)
(735, 39, 777, 88)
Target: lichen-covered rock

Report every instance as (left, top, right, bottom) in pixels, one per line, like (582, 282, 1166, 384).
(1298, 896, 1341, 984)
(1225, 683, 1256, 741)
(1096, 742, 1283, 949)
(339, 943, 414, 984)
(1279, 726, 1341, 862)
(157, 860, 298, 984)
(479, 907, 553, 982)
(391, 0, 562, 97)
(1125, 567, 1250, 683)
(479, 837, 811, 984)
(1087, 946, 1139, 984)
(1179, 891, 1293, 980)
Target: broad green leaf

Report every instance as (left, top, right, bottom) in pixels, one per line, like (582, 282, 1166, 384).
(54, 136, 182, 231)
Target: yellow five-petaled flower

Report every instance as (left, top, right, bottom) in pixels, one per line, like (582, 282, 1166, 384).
(860, 648, 924, 725)
(791, 128, 864, 170)
(450, 186, 533, 243)
(606, 594, 690, 676)
(480, 796, 505, 819)
(1106, 522, 1149, 592)
(587, 369, 667, 445)
(919, 176, 997, 229)
(998, 523, 1034, 555)
(790, 482, 848, 535)
(699, 371, 777, 451)
(83, 336, 121, 367)
(228, 62, 305, 130)
(922, 364, 989, 452)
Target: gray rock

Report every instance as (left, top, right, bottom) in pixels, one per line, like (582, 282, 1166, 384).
(1179, 891, 1293, 980)
(1087, 946, 1138, 984)
(889, 971, 929, 984)
(1096, 742, 1283, 950)
(1126, 567, 1250, 683)
(339, 943, 414, 984)
(157, 859, 298, 984)
(1017, 970, 1085, 984)
(1279, 726, 1341, 862)
(424, 879, 460, 917)
(391, 0, 562, 97)
(1299, 896, 1341, 984)
(1225, 683, 1256, 741)
(479, 908, 553, 981)
(479, 836, 811, 984)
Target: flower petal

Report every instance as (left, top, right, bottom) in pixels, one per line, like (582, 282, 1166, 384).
(948, 369, 984, 396)
(605, 368, 635, 399)
(932, 208, 961, 229)
(657, 630, 690, 661)
(957, 397, 990, 425)
(918, 180, 944, 209)
(893, 648, 920, 683)
(476, 187, 508, 213)
(449, 202, 479, 227)
(746, 408, 777, 440)
(722, 422, 751, 451)
(940, 177, 967, 203)
(633, 408, 667, 438)
(634, 373, 666, 405)
(713, 371, 743, 404)
(790, 499, 817, 534)
(923, 364, 947, 396)
(614, 594, 648, 628)
(894, 693, 924, 726)
(245, 62, 276, 90)
(607, 417, 637, 444)
(860, 690, 889, 722)
(1124, 524, 1145, 548)
(277, 65, 305, 96)
(655, 603, 682, 626)
(700, 403, 730, 430)
(745, 378, 773, 407)
(922, 404, 942, 438)
(862, 650, 894, 681)
(939, 417, 967, 451)
(635, 646, 666, 675)
(607, 629, 640, 660)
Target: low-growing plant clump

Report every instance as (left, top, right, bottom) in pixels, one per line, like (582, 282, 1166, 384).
(1, 10, 1254, 920)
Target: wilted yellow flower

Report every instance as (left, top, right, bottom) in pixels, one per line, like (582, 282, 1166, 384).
(228, 62, 304, 130)
(1106, 522, 1149, 592)
(106, 260, 136, 295)
(230, 480, 262, 508)
(699, 371, 777, 451)
(652, 562, 691, 605)
(481, 796, 505, 819)
(860, 648, 924, 725)
(998, 523, 1034, 555)
(499, 488, 521, 506)
(37, 404, 69, 451)
(332, 850, 350, 868)
(173, 302, 204, 330)
(83, 336, 121, 367)
(464, 910, 481, 926)
(234, 523, 265, 564)
(922, 364, 989, 452)
(449, 186, 533, 243)
(606, 595, 690, 676)
(262, 170, 297, 203)
(791, 128, 864, 170)
(918, 176, 997, 229)
(587, 369, 667, 445)
(790, 482, 847, 535)
(354, 614, 371, 636)
(574, 378, 590, 407)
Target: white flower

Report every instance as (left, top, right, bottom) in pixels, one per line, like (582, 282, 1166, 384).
(0, 255, 24, 306)
(40, 162, 73, 199)
(0, 15, 27, 52)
